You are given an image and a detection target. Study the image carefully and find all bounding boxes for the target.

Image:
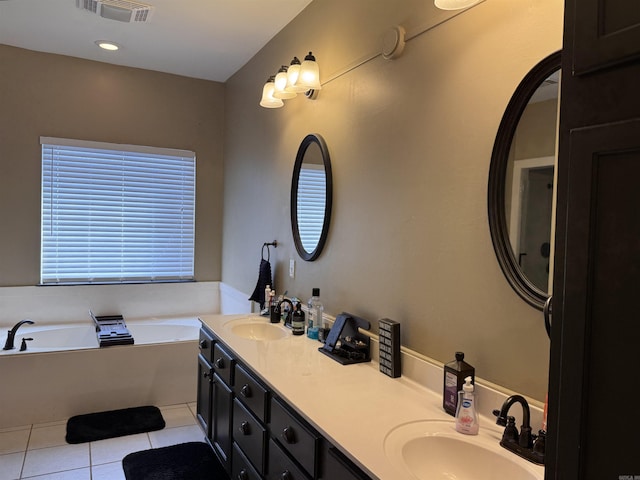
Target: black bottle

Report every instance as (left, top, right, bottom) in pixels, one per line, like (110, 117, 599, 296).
(292, 303, 305, 336)
(443, 352, 475, 416)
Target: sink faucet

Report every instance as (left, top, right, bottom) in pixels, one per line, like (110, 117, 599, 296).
(493, 394, 544, 465)
(276, 299, 294, 327)
(3, 319, 35, 350)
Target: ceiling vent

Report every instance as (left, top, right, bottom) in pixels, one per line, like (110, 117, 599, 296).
(76, 0, 154, 23)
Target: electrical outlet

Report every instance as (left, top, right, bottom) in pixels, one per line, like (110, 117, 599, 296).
(289, 258, 295, 278)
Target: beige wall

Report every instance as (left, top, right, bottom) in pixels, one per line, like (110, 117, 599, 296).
(223, 0, 563, 400)
(0, 45, 225, 285)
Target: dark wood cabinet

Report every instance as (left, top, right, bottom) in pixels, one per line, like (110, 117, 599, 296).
(197, 324, 371, 480)
(547, 1, 640, 479)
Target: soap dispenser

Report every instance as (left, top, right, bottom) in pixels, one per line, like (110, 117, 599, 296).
(455, 376, 479, 435)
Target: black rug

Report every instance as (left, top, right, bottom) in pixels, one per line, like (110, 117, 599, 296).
(66, 406, 165, 444)
(122, 442, 227, 480)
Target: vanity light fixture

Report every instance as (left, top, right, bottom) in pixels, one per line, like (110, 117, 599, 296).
(95, 40, 120, 51)
(434, 0, 482, 10)
(259, 52, 321, 108)
(259, 76, 284, 108)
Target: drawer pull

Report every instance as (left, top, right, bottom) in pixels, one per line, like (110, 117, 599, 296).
(281, 426, 296, 444)
(279, 471, 292, 480)
(240, 384, 252, 398)
(239, 421, 251, 435)
(237, 470, 249, 480)
(215, 357, 225, 369)
(199, 339, 208, 350)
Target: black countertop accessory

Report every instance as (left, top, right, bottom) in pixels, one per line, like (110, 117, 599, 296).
(379, 318, 401, 378)
(319, 312, 371, 365)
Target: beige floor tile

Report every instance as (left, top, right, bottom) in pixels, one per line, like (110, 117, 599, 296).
(148, 425, 204, 449)
(21, 467, 90, 480)
(91, 461, 126, 480)
(159, 405, 196, 429)
(90, 433, 151, 466)
(0, 427, 30, 455)
(21, 444, 89, 478)
(0, 451, 24, 480)
(28, 424, 67, 451)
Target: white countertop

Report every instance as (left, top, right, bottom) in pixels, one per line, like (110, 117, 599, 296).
(199, 313, 544, 480)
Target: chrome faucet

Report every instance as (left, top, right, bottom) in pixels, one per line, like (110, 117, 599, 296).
(3, 319, 35, 350)
(493, 394, 544, 465)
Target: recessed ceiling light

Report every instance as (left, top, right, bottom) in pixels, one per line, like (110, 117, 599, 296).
(95, 41, 120, 51)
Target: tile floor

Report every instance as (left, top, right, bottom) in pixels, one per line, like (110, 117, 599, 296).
(0, 403, 206, 480)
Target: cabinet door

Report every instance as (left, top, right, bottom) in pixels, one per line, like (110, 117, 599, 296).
(320, 444, 371, 480)
(212, 373, 233, 472)
(196, 354, 213, 440)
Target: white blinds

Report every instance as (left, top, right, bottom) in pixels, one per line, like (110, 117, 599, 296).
(41, 137, 196, 284)
(296, 165, 326, 252)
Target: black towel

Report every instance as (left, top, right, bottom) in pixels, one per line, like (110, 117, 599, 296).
(249, 258, 272, 309)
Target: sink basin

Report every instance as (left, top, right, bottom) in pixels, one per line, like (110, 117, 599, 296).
(384, 420, 543, 480)
(227, 321, 288, 341)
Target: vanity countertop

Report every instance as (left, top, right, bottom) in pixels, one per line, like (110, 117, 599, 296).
(199, 313, 544, 479)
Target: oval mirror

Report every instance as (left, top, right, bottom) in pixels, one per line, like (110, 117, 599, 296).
(291, 133, 333, 261)
(488, 51, 561, 310)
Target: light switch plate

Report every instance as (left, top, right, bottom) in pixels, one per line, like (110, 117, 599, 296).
(289, 258, 295, 278)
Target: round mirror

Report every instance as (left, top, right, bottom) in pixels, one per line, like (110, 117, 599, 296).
(291, 133, 333, 261)
(488, 51, 561, 310)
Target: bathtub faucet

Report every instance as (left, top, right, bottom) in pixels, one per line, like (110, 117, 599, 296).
(3, 319, 35, 350)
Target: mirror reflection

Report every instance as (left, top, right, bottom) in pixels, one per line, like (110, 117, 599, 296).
(505, 70, 560, 293)
(291, 134, 332, 261)
(487, 51, 561, 310)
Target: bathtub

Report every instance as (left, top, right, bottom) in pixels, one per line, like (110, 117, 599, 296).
(0, 317, 202, 428)
(0, 317, 201, 354)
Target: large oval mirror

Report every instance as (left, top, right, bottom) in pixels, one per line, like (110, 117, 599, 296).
(291, 133, 333, 261)
(488, 51, 561, 310)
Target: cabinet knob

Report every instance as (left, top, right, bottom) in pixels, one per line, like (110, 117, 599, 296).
(199, 339, 207, 350)
(281, 426, 296, 444)
(240, 384, 252, 398)
(215, 357, 225, 369)
(203, 371, 210, 379)
(239, 421, 251, 435)
(280, 470, 292, 480)
(237, 470, 249, 480)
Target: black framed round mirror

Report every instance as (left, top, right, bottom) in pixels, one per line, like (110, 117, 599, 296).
(488, 51, 561, 310)
(291, 133, 333, 261)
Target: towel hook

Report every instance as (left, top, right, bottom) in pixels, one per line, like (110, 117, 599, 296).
(262, 241, 278, 261)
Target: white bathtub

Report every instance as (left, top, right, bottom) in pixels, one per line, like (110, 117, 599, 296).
(0, 317, 200, 354)
(0, 317, 202, 428)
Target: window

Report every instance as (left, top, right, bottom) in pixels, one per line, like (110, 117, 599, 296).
(41, 137, 195, 284)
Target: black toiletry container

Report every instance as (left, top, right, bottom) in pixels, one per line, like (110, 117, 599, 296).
(443, 351, 475, 416)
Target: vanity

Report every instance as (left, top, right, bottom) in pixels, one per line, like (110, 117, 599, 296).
(196, 314, 545, 479)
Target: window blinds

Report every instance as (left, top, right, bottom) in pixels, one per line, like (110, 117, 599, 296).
(296, 165, 326, 253)
(41, 137, 196, 284)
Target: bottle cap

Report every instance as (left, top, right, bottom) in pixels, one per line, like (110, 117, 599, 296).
(312, 288, 320, 296)
(455, 352, 464, 361)
(463, 376, 474, 392)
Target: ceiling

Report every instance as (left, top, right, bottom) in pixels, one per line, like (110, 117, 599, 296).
(0, 0, 313, 82)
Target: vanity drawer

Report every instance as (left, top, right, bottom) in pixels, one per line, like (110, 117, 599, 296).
(270, 397, 320, 478)
(234, 364, 269, 423)
(213, 343, 235, 386)
(232, 442, 262, 480)
(233, 399, 267, 474)
(267, 438, 308, 480)
(198, 327, 215, 363)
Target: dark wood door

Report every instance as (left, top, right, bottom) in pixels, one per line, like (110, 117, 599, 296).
(547, 0, 640, 478)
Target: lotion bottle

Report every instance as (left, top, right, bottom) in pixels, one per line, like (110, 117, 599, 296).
(455, 376, 479, 435)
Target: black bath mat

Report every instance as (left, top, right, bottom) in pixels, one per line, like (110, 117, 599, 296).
(122, 442, 226, 480)
(66, 405, 165, 444)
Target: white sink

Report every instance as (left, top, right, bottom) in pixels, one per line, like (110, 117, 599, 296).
(225, 319, 288, 341)
(383, 420, 543, 480)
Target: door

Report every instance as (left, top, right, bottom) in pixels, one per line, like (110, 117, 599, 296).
(546, 1, 640, 479)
